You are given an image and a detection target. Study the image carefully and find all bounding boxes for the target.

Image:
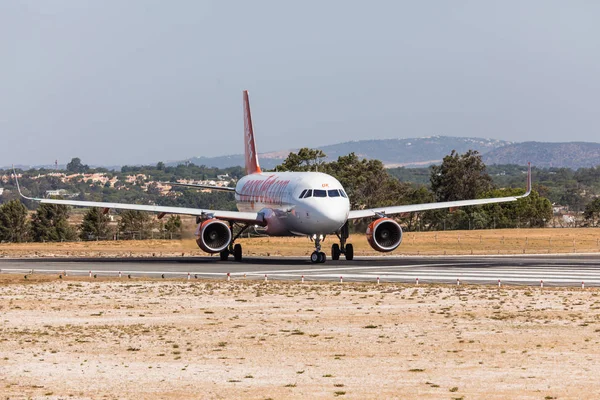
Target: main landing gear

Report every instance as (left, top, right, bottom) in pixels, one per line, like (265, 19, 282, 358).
(219, 222, 251, 262)
(332, 221, 353, 261)
(310, 222, 354, 264)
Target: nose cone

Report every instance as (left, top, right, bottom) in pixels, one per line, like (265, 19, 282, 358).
(312, 201, 349, 232)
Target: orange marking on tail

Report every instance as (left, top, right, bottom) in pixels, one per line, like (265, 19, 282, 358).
(243, 90, 261, 175)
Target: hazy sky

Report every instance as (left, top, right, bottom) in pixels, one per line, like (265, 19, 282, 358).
(1, 1, 599, 166)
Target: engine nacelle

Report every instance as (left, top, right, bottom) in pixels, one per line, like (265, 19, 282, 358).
(366, 218, 403, 252)
(195, 219, 232, 253)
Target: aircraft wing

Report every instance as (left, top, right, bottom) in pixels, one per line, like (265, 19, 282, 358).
(13, 169, 262, 224)
(348, 163, 532, 220)
(168, 182, 236, 192)
(38, 198, 263, 224)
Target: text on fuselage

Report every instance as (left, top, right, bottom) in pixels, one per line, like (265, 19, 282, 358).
(239, 176, 291, 204)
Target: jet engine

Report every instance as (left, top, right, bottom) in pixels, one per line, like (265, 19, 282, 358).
(196, 219, 232, 253)
(366, 218, 403, 252)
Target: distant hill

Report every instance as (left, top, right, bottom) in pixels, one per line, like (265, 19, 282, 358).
(8, 163, 122, 172)
(8, 137, 600, 172)
(170, 136, 512, 169)
(482, 142, 600, 169)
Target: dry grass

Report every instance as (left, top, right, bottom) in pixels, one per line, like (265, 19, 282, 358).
(1, 228, 599, 258)
(1, 278, 600, 399)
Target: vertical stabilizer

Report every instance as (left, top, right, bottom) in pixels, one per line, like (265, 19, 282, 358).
(243, 90, 261, 175)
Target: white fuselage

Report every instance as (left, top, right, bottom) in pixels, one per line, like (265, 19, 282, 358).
(235, 172, 350, 236)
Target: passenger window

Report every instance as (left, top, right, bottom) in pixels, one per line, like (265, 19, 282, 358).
(304, 189, 313, 198)
(299, 189, 307, 199)
(328, 189, 340, 197)
(340, 190, 348, 198)
(313, 189, 327, 198)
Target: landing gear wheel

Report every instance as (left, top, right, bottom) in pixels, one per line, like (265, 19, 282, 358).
(233, 244, 243, 262)
(219, 250, 229, 261)
(310, 235, 327, 263)
(331, 244, 341, 260)
(345, 244, 354, 261)
(311, 251, 320, 263)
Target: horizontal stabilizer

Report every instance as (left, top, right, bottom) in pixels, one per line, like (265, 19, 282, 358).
(168, 182, 235, 192)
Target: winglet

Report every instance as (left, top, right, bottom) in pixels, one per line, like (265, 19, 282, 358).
(243, 90, 262, 175)
(526, 162, 532, 195)
(517, 162, 532, 198)
(12, 166, 35, 200)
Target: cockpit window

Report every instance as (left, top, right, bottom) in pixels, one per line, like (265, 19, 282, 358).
(301, 189, 346, 198)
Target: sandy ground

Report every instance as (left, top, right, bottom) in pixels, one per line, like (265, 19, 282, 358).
(2, 275, 600, 399)
(1, 228, 600, 259)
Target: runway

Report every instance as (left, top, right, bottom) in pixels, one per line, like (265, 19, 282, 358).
(2, 253, 600, 287)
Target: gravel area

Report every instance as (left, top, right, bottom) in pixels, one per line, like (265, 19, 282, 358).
(1, 275, 600, 399)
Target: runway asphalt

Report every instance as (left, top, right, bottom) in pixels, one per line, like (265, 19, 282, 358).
(2, 253, 600, 287)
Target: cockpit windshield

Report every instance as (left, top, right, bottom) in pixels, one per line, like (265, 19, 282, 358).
(299, 188, 347, 199)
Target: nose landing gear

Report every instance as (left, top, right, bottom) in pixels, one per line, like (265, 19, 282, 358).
(310, 235, 326, 263)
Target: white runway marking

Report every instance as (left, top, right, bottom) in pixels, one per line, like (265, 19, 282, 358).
(2, 255, 600, 287)
(235, 262, 485, 276)
(0, 268, 219, 276)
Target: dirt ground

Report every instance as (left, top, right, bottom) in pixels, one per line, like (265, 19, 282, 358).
(1, 228, 600, 258)
(1, 275, 600, 399)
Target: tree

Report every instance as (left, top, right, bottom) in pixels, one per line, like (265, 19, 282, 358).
(430, 150, 493, 202)
(481, 188, 552, 229)
(0, 200, 29, 242)
(30, 203, 76, 242)
(276, 148, 327, 172)
(584, 198, 600, 227)
(515, 190, 553, 228)
(79, 207, 111, 240)
(147, 182, 161, 196)
(66, 157, 89, 173)
(118, 210, 154, 240)
(164, 215, 182, 239)
(559, 186, 585, 212)
(328, 154, 414, 210)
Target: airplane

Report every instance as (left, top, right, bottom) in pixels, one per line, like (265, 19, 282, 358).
(15, 91, 531, 263)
